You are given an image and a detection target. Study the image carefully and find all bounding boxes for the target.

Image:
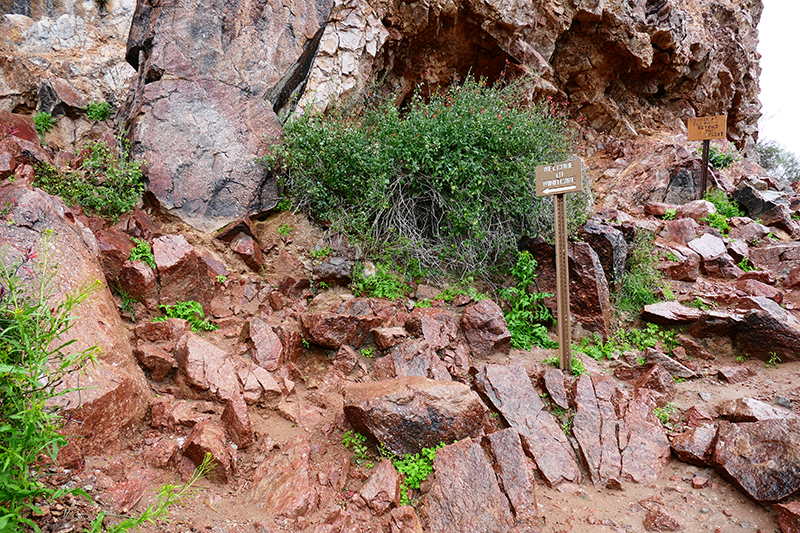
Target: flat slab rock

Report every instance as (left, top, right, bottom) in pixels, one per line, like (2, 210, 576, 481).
(713, 419, 800, 503)
(418, 439, 514, 533)
(343, 376, 485, 456)
(473, 364, 581, 487)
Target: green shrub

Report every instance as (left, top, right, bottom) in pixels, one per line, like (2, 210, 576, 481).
(663, 208, 677, 220)
(434, 276, 488, 303)
(153, 300, 217, 332)
(35, 138, 144, 221)
(700, 212, 730, 234)
(342, 431, 373, 468)
(382, 442, 444, 505)
(615, 230, 667, 314)
(129, 238, 156, 270)
(85, 101, 112, 122)
(0, 238, 99, 531)
(499, 251, 556, 350)
(262, 74, 590, 278)
(33, 112, 56, 143)
(699, 144, 738, 169)
(351, 263, 409, 301)
(703, 189, 743, 218)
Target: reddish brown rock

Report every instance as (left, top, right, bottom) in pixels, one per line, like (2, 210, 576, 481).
(182, 420, 237, 484)
(542, 367, 569, 410)
(418, 439, 514, 533)
(134, 318, 191, 343)
(313, 257, 353, 286)
(656, 242, 701, 281)
(235, 359, 282, 405)
(659, 217, 700, 246)
(774, 501, 800, 533)
(373, 327, 409, 351)
(390, 506, 424, 533)
(174, 332, 240, 401)
(95, 228, 135, 282)
(216, 216, 258, 243)
(669, 425, 716, 466)
(460, 299, 511, 358)
(249, 437, 319, 518)
(713, 419, 800, 503)
(277, 398, 328, 428)
(118, 260, 159, 310)
(133, 344, 175, 382)
(572, 375, 622, 487)
(241, 317, 283, 371)
(405, 307, 458, 351)
(736, 278, 783, 303)
(333, 345, 359, 375)
(371, 339, 451, 381)
(716, 397, 799, 422)
(299, 312, 385, 349)
(717, 366, 753, 384)
(104, 476, 151, 514)
(617, 390, 671, 483)
(343, 376, 485, 456)
(735, 306, 800, 363)
(640, 499, 682, 531)
(473, 364, 580, 487)
(676, 333, 715, 360)
(221, 394, 254, 449)
(642, 350, 697, 380)
(687, 233, 727, 261)
(677, 199, 716, 222)
(483, 428, 538, 528)
(685, 406, 715, 428)
(230, 232, 265, 272)
(153, 234, 216, 310)
(275, 321, 305, 363)
(143, 438, 181, 469)
(641, 301, 702, 324)
(279, 276, 311, 298)
(750, 243, 800, 280)
(358, 459, 401, 515)
(730, 219, 771, 245)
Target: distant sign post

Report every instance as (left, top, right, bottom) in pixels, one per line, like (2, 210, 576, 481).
(536, 159, 582, 374)
(687, 115, 727, 198)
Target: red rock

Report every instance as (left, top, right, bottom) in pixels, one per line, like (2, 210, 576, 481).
(275, 321, 304, 363)
(460, 299, 511, 358)
(230, 232, 265, 271)
(729, 219, 771, 245)
(687, 233, 727, 261)
(418, 439, 514, 533)
(641, 301, 702, 324)
(104, 476, 150, 514)
(234, 358, 282, 404)
(358, 459, 401, 515)
(182, 420, 237, 484)
(279, 276, 311, 298)
(390, 505, 424, 533)
(640, 498, 682, 531)
(617, 390, 671, 484)
(221, 394, 254, 449)
(118, 260, 159, 310)
(692, 475, 709, 488)
(153, 234, 217, 309)
(174, 332, 240, 401)
(685, 406, 715, 428)
(572, 375, 622, 487)
(373, 327, 408, 350)
(713, 419, 800, 503)
(717, 365, 753, 384)
(735, 278, 782, 303)
(669, 425, 716, 466)
(277, 398, 328, 428)
(95, 228, 135, 282)
(299, 312, 385, 349)
(0, 111, 38, 144)
(735, 306, 800, 363)
(774, 501, 800, 533)
(473, 364, 580, 487)
(133, 344, 175, 382)
(333, 345, 359, 374)
(676, 334, 715, 360)
(41, 77, 87, 111)
(483, 428, 538, 527)
(249, 437, 319, 518)
(143, 438, 180, 469)
(642, 350, 697, 380)
(241, 317, 283, 371)
(371, 339, 451, 381)
(134, 318, 191, 343)
(716, 397, 799, 422)
(645, 202, 679, 217)
(659, 217, 700, 245)
(677, 199, 716, 222)
(344, 376, 485, 456)
(216, 216, 258, 242)
(656, 242, 700, 281)
(405, 307, 458, 351)
(542, 367, 569, 410)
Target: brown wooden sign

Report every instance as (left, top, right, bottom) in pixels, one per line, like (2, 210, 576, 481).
(687, 115, 727, 141)
(535, 159, 582, 197)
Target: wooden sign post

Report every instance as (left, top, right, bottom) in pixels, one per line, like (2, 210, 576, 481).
(687, 115, 727, 198)
(535, 159, 582, 374)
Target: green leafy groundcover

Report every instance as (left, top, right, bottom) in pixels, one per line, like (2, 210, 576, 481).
(263, 74, 589, 278)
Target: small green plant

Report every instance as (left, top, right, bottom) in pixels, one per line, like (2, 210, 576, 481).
(615, 230, 668, 314)
(687, 297, 714, 311)
(384, 442, 445, 505)
(351, 263, 409, 300)
(153, 300, 217, 332)
(277, 224, 293, 237)
(575, 332, 619, 361)
(654, 403, 676, 425)
(129, 238, 156, 270)
(89, 453, 214, 533)
(342, 431, 373, 468)
(309, 247, 332, 260)
(360, 347, 374, 358)
(543, 354, 586, 375)
(735, 353, 749, 363)
(115, 287, 139, 322)
(665, 251, 679, 262)
(85, 100, 112, 122)
(499, 251, 557, 350)
(215, 274, 228, 283)
(434, 277, 488, 303)
(301, 338, 311, 349)
(698, 144, 739, 170)
(33, 111, 56, 142)
(704, 189, 744, 218)
(767, 232, 777, 241)
(0, 238, 100, 532)
(673, 376, 686, 383)
(274, 197, 292, 212)
(663, 208, 677, 220)
(415, 299, 432, 308)
(766, 352, 781, 368)
(700, 212, 730, 234)
(35, 138, 144, 221)
(316, 281, 331, 291)
(737, 257, 757, 272)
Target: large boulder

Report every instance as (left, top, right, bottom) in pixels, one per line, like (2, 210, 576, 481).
(124, 0, 334, 231)
(343, 376, 485, 456)
(0, 183, 149, 456)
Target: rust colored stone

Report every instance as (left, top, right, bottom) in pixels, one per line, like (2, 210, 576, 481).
(670, 425, 716, 466)
(774, 501, 800, 533)
(373, 326, 409, 351)
(182, 420, 237, 484)
(460, 299, 511, 358)
(133, 344, 175, 382)
(221, 394, 254, 449)
(358, 459, 401, 515)
(405, 307, 458, 351)
(241, 317, 283, 371)
(371, 339, 451, 381)
(299, 311, 385, 349)
(484, 428, 538, 527)
(249, 437, 319, 518)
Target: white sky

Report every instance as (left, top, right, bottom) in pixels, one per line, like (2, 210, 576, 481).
(757, 1, 800, 156)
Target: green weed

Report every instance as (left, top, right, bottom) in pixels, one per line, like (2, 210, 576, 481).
(153, 300, 217, 332)
(687, 297, 714, 311)
(654, 403, 676, 425)
(310, 247, 332, 260)
(33, 112, 56, 143)
(0, 237, 100, 532)
(215, 275, 228, 283)
(615, 230, 667, 314)
(434, 276, 488, 303)
(277, 224, 293, 237)
(499, 251, 556, 350)
(382, 442, 444, 506)
(700, 212, 730, 234)
(85, 101, 112, 122)
(342, 431, 373, 468)
(663, 208, 677, 220)
(129, 238, 156, 270)
(360, 347, 374, 358)
(703, 189, 743, 218)
(115, 287, 139, 322)
(415, 299, 432, 308)
(737, 257, 757, 272)
(699, 144, 739, 170)
(766, 352, 781, 368)
(351, 263, 409, 301)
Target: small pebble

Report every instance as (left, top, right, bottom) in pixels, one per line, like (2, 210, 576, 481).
(774, 396, 793, 410)
(700, 507, 710, 514)
(699, 392, 712, 401)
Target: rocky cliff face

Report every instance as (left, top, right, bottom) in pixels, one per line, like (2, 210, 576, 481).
(1, 0, 763, 226)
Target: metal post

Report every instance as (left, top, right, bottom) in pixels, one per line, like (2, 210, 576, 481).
(700, 139, 710, 199)
(554, 193, 571, 373)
